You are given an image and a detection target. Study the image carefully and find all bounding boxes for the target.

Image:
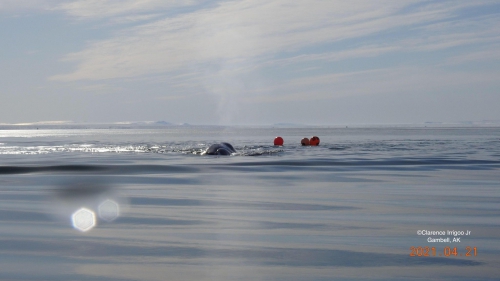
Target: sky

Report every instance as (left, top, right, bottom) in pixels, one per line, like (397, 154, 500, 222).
(1, 0, 499, 125)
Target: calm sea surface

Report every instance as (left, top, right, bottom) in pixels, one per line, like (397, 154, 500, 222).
(0, 126, 499, 281)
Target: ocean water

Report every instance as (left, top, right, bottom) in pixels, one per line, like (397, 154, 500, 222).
(0, 126, 499, 281)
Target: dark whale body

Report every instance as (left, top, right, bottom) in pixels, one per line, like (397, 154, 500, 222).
(204, 142, 236, 156)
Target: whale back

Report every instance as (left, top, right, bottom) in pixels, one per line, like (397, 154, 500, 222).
(204, 143, 236, 155)
(220, 142, 236, 153)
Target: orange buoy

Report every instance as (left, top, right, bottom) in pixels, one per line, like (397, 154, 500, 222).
(300, 137, 310, 146)
(274, 136, 284, 146)
(310, 136, 320, 146)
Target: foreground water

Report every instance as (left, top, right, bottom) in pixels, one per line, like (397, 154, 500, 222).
(0, 126, 499, 281)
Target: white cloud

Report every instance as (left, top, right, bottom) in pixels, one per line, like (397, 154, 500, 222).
(263, 45, 401, 68)
(48, 1, 390, 80)
(3, 0, 499, 124)
(46, 0, 499, 124)
(50, 0, 499, 83)
(53, 0, 201, 19)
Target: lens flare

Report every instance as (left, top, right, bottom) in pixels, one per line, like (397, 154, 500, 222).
(72, 208, 96, 232)
(98, 199, 120, 222)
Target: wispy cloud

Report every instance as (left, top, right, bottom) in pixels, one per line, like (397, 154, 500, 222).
(244, 66, 500, 103)
(2, 0, 499, 124)
(0, 0, 62, 12)
(50, 0, 499, 82)
(53, 0, 201, 19)
(445, 45, 500, 65)
(42, 0, 500, 124)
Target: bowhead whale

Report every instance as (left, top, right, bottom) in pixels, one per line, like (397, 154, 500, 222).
(203, 142, 236, 155)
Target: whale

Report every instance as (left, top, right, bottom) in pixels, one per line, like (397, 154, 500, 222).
(203, 142, 236, 156)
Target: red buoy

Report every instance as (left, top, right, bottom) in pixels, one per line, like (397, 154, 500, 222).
(300, 137, 310, 146)
(310, 136, 320, 146)
(274, 136, 284, 146)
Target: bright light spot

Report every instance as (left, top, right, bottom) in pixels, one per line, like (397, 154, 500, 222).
(98, 199, 120, 222)
(72, 208, 96, 232)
